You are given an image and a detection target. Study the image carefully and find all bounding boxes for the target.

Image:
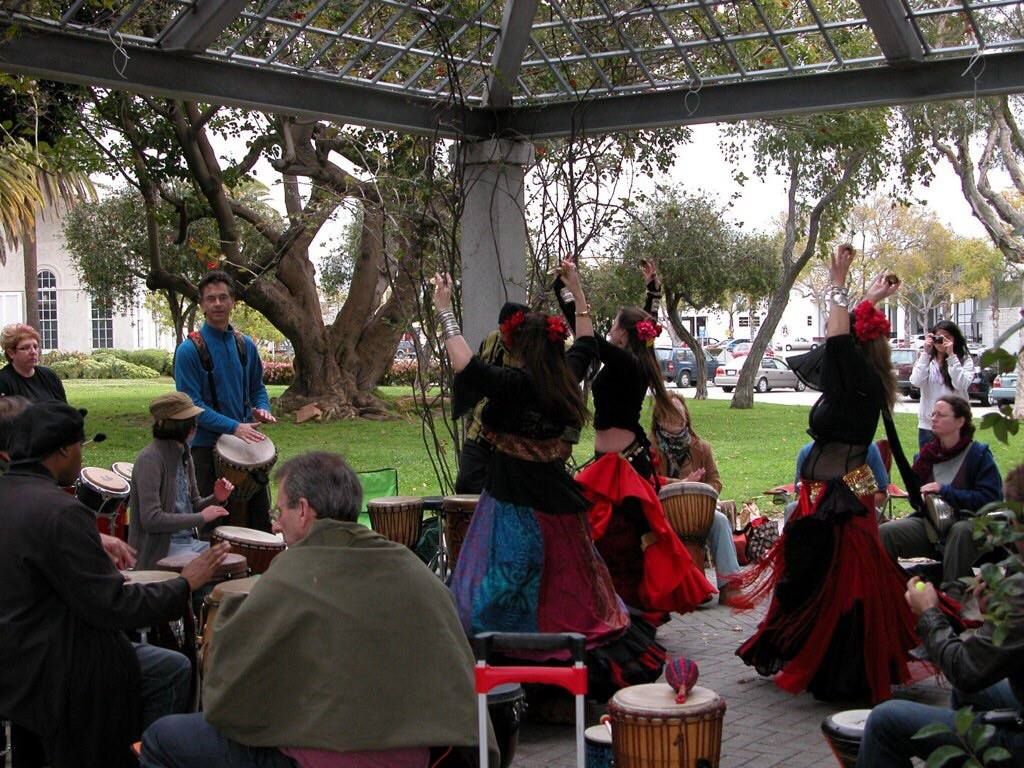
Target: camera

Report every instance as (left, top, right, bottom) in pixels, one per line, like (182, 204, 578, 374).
(931, 335, 945, 347)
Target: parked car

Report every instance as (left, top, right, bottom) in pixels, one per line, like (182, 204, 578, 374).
(890, 347, 995, 406)
(715, 356, 805, 393)
(776, 336, 819, 352)
(726, 341, 773, 360)
(721, 338, 751, 355)
(699, 337, 723, 354)
(393, 340, 416, 360)
(655, 346, 718, 387)
(990, 372, 1018, 406)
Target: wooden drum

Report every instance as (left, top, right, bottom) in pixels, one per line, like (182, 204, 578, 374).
(199, 575, 260, 678)
(155, 550, 249, 581)
(211, 526, 285, 574)
(367, 495, 424, 549)
(821, 709, 869, 768)
(441, 494, 478, 572)
(213, 434, 277, 502)
(608, 683, 726, 768)
(658, 481, 718, 568)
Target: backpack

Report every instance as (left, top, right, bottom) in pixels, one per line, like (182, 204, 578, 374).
(181, 330, 249, 413)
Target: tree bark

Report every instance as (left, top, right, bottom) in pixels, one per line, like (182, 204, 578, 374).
(664, 293, 711, 399)
(21, 217, 38, 331)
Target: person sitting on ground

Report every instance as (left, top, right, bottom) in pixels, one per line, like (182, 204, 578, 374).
(128, 392, 232, 570)
(650, 392, 738, 602)
(879, 395, 1003, 592)
(856, 465, 1024, 767)
(141, 451, 490, 768)
(0, 323, 67, 402)
(0, 401, 228, 768)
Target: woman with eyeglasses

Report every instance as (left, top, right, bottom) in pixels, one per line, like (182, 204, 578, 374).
(909, 320, 974, 447)
(0, 323, 67, 403)
(879, 395, 1003, 590)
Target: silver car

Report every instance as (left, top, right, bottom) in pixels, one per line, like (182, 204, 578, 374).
(716, 356, 806, 393)
(990, 372, 1018, 406)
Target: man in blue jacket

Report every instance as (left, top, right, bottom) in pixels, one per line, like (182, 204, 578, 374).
(174, 271, 276, 531)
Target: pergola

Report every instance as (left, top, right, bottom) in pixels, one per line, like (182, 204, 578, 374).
(2, 0, 1023, 340)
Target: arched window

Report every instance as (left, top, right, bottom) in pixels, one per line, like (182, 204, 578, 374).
(91, 297, 113, 349)
(36, 270, 58, 349)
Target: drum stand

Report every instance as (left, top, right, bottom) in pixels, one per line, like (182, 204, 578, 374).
(421, 497, 452, 582)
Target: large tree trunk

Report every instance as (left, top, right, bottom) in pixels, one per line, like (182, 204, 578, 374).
(22, 218, 38, 330)
(665, 299, 710, 399)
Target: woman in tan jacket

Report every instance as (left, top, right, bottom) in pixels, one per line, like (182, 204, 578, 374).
(650, 392, 738, 601)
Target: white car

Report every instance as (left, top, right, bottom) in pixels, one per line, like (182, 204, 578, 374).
(715, 356, 806, 393)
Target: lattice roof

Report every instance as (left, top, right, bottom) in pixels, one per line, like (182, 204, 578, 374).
(1, 0, 1023, 138)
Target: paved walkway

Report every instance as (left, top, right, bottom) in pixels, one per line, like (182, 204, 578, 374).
(512, 597, 949, 768)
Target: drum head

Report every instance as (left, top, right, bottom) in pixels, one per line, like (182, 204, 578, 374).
(122, 570, 180, 584)
(80, 467, 130, 497)
(584, 725, 612, 746)
(442, 494, 479, 511)
(610, 683, 721, 715)
(215, 434, 276, 465)
(213, 525, 285, 546)
(487, 683, 524, 704)
(658, 481, 718, 501)
(209, 574, 260, 603)
(367, 495, 423, 508)
(825, 709, 871, 737)
(111, 462, 134, 482)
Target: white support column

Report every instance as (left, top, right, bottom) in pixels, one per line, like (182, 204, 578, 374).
(456, 138, 534, 350)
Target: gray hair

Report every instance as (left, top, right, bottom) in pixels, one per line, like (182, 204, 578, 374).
(273, 452, 362, 522)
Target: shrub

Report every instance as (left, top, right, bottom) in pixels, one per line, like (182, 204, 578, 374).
(51, 354, 160, 380)
(126, 348, 173, 375)
(262, 361, 294, 385)
(380, 358, 439, 387)
(41, 350, 88, 366)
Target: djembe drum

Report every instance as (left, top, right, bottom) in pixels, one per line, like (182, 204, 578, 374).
(214, 433, 277, 527)
(155, 551, 249, 581)
(441, 494, 478, 575)
(585, 722, 614, 768)
(821, 709, 870, 767)
(78, 467, 130, 540)
(658, 481, 718, 568)
(607, 683, 726, 768)
(199, 575, 260, 679)
(367, 496, 425, 549)
(210, 526, 285, 574)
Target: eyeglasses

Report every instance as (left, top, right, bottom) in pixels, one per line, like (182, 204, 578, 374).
(270, 497, 301, 522)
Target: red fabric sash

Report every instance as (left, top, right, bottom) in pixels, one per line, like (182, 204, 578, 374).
(576, 454, 715, 613)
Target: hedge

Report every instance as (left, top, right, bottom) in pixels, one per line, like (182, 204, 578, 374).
(50, 353, 161, 380)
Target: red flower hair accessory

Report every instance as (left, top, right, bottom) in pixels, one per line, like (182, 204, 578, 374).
(499, 310, 526, 348)
(852, 300, 890, 343)
(546, 315, 569, 343)
(635, 319, 662, 347)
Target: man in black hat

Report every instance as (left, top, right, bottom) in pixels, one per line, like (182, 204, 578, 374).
(0, 401, 230, 768)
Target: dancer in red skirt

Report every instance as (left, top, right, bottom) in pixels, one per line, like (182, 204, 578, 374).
(733, 245, 918, 704)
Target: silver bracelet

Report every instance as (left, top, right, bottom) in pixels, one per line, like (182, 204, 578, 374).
(436, 308, 461, 339)
(827, 284, 850, 309)
(559, 287, 574, 305)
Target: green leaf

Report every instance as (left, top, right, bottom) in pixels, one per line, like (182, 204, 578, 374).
(954, 707, 975, 737)
(914, 722, 955, 739)
(992, 624, 1009, 647)
(982, 746, 1012, 763)
(965, 723, 994, 752)
(925, 745, 966, 768)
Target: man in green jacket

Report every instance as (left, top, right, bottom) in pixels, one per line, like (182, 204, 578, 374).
(141, 451, 492, 768)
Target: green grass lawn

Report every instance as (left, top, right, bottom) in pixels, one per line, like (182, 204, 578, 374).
(65, 378, 1019, 513)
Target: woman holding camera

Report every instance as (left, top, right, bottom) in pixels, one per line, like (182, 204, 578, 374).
(910, 320, 974, 447)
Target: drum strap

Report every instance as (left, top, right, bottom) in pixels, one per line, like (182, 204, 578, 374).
(184, 330, 249, 414)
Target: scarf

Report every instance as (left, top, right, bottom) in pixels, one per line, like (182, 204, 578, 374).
(654, 424, 692, 479)
(912, 434, 972, 483)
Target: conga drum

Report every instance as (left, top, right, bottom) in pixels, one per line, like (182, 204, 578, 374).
(155, 550, 249, 581)
(121, 569, 181, 586)
(367, 496, 424, 549)
(78, 467, 131, 539)
(120, 569, 197, 677)
(111, 461, 134, 484)
(214, 433, 277, 501)
(441, 494, 478, 574)
(658, 482, 718, 568)
(210, 525, 285, 574)
(199, 575, 260, 679)
(821, 709, 870, 767)
(607, 683, 726, 768)
(585, 722, 614, 768)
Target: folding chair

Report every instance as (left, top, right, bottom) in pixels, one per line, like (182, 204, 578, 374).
(874, 439, 909, 520)
(355, 467, 399, 528)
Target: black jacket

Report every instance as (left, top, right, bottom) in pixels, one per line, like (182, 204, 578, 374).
(0, 363, 67, 402)
(0, 464, 190, 767)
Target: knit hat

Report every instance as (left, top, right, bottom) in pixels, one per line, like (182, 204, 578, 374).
(150, 391, 203, 421)
(8, 402, 87, 464)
